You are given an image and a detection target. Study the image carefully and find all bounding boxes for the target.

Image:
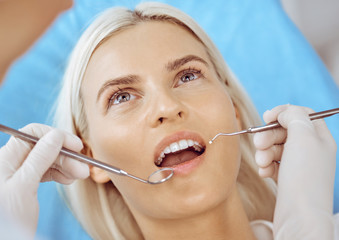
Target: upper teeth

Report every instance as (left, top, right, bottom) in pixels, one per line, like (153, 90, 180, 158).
(155, 139, 203, 166)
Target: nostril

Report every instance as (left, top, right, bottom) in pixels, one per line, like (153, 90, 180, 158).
(157, 111, 183, 125)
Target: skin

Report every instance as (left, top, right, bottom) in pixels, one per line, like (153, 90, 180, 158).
(0, 0, 73, 84)
(81, 22, 256, 240)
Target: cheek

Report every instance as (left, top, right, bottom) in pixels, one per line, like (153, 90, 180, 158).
(87, 126, 161, 216)
(199, 84, 242, 195)
(190, 83, 238, 134)
(86, 117, 162, 214)
(210, 136, 241, 184)
(87, 117, 150, 180)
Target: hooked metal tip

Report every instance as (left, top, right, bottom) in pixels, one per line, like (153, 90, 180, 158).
(209, 133, 225, 144)
(209, 130, 248, 144)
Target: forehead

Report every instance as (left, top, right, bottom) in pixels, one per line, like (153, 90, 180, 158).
(83, 21, 209, 81)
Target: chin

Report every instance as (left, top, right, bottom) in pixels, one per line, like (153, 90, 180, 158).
(165, 194, 227, 220)
(161, 175, 232, 219)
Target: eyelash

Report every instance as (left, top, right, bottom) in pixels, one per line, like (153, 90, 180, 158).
(107, 87, 135, 109)
(106, 67, 204, 109)
(176, 67, 204, 86)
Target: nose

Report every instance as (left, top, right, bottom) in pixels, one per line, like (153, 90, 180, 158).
(147, 90, 187, 128)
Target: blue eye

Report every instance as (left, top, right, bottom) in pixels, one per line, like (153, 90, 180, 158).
(177, 69, 203, 86)
(180, 72, 197, 83)
(109, 91, 136, 107)
(114, 92, 130, 104)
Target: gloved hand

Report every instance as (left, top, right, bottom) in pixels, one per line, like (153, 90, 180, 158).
(0, 123, 89, 239)
(253, 105, 337, 239)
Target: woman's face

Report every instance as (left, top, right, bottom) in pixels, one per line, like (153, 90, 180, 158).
(81, 22, 242, 221)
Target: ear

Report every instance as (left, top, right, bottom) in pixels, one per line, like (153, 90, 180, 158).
(89, 165, 111, 184)
(82, 140, 111, 184)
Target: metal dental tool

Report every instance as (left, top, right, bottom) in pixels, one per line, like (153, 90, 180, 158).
(209, 108, 339, 144)
(0, 124, 173, 184)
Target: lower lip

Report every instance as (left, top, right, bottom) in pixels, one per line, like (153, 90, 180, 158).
(169, 152, 205, 176)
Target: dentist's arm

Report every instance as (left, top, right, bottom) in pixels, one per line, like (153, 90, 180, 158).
(0, 0, 73, 84)
(0, 123, 89, 239)
(254, 105, 336, 239)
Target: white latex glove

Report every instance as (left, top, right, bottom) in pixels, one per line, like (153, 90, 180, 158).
(0, 123, 89, 239)
(254, 105, 337, 239)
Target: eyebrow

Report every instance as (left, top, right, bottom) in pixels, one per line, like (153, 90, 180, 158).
(96, 75, 140, 102)
(165, 54, 209, 72)
(96, 55, 208, 102)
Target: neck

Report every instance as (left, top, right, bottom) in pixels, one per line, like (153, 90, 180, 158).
(132, 189, 256, 240)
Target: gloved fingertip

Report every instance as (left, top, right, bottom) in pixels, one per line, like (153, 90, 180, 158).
(58, 177, 75, 185)
(253, 133, 265, 149)
(72, 161, 90, 179)
(255, 151, 264, 166)
(277, 107, 312, 130)
(253, 133, 260, 147)
(64, 133, 84, 151)
(79, 165, 90, 179)
(44, 129, 65, 147)
(258, 168, 267, 178)
(263, 110, 272, 123)
(258, 167, 274, 178)
(71, 134, 83, 147)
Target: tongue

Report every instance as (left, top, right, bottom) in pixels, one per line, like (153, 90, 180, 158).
(161, 150, 200, 167)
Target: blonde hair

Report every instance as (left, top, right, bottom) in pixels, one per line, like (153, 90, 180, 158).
(54, 2, 276, 239)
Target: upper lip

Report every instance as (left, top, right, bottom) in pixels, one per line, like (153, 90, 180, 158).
(154, 131, 206, 166)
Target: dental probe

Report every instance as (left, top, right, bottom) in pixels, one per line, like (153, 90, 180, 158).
(0, 124, 173, 184)
(209, 108, 339, 144)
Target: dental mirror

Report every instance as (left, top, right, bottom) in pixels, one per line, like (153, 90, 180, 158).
(0, 123, 174, 185)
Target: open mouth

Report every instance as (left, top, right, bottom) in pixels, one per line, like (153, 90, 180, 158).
(155, 139, 206, 167)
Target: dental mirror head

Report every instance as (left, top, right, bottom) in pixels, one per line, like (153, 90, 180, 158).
(147, 168, 174, 184)
(122, 167, 174, 184)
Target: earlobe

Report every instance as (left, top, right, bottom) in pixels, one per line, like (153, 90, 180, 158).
(90, 166, 111, 183)
(82, 140, 111, 184)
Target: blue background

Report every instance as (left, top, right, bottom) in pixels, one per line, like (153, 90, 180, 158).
(0, 0, 338, 239)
